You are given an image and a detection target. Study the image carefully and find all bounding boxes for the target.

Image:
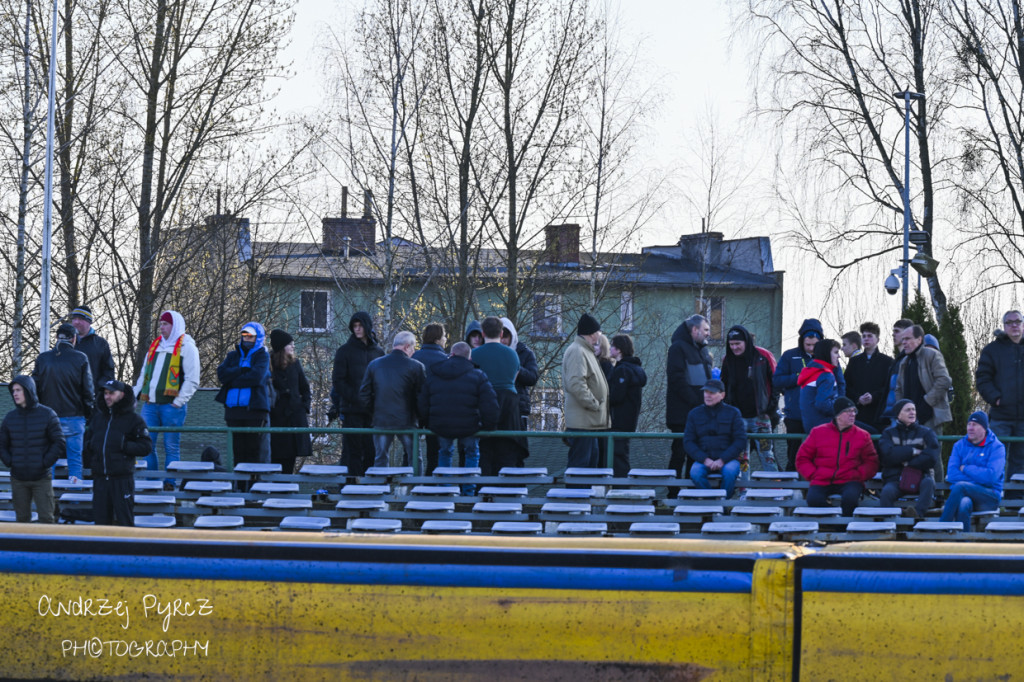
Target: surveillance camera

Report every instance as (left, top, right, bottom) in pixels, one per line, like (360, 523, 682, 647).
(884, 273, 900, 295)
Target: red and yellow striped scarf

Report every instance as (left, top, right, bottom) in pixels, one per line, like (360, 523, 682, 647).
(138, 335, 184, 401)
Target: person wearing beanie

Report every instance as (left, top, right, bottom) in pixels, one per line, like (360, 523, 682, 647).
(666, 314, 713, 481)
(562, 312, 610, 469)
(896, 324, 952, 480)
(85, 379, 152, 526)
(877, 399, 940, 517)
(797, 339, 844, 433)
(330, 311, 384, 475)
(133, 310, 201, 490)
(268, 329, 311, 474)
(216, 322, 273, 472)
(685, 379, 747, 499)
(940, 411, 1005, 530)
(774, 318, 828, 472)
(721, 324, 779, 473)
(32, 323, 95, 482)
(69, 305, 116, 400)
(796, 395, 879, 516)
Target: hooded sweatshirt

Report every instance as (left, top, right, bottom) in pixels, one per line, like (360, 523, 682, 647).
(133, 310, 201, 407)
(216, 322, 272, 415)
(501, 317, 539, 416)
(331, 312, 385, 415)
(721, 325, 775, 418)
(774, 318, 824, 420)
(0, 376, 65, 481)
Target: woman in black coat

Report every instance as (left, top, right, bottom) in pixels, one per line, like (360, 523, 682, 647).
(269, 330, 312, 474)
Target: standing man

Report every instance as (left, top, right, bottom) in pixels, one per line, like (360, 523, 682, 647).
(840, 331, 863, 360)
(412, 323, 448, 475)
(562, 313, 610, 469)
(473, 316, 526, 473)
(359, 331, 426, 468)
(940, 412, 1005, 530)
(685, 379, 747, 499)
(0, 376, 65, 523)
(608, 334, 647, 478)
(69, 305, 115, 401)
(134, 310, 201, 489)
(721, 325, 778, 472)
(896, 324, 952, 479)
(33, 323, 94, 482)
(330, 312, 385, 476)
(773, 318, 824, 471)
(976, 310, 1024, 487)
(216, 322, 273, 466)
(500, 318, 539, 431)
(666, 314, 713, 478)
(845, 322, 893, 432)
(86, 380, 152, 526)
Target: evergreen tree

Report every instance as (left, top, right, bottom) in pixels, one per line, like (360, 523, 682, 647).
(939, 303, 972, 436)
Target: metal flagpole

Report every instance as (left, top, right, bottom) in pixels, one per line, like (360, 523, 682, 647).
(40, 0, 60, 354)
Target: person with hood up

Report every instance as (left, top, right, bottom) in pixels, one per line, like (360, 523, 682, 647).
(940, 411, 1005, 530)
(330, 312, 385, 476)
(500, 317, 539, 431)
(465, 320, 484, 349)
(418, 342, 499, 491)
(412, 323, 448, 474)
(666, 314, 713, 479)
(608, 334, 647, 477)
(798, 338, 844, 433)
(269, 329, 312, 474)
(774, 318, 825, 470)
(134, 310, 200, 489)
(0, 376, 65, 523)
(216, 322, 273, 467)
(721, 325, 779, 472)
(85, 380, 152, 526)
(877, 399, 939, 518)
(796, 397, 879, 516)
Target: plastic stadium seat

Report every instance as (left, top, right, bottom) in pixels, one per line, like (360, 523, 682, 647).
(491, 521, 542, 535)
(556, 523, 607, 536)
(421, 520, 472, 534)
(628, 522, 680, 536)
(404, 501, 455, 513)
(300, 464, 348, 476)
(233, 463, 282, 474)
(193, 515, 244, 529)
(134, 515, 177, 528)
(701, 522, 753, 535)
(279, 516, 331, 531)
(350, 518, 402, 533)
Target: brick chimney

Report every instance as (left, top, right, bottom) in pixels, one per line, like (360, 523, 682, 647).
(323, 187, 376, 256)
(544, 223, 581, 265)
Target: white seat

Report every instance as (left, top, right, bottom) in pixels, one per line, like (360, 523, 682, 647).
(701, 522, 753, 534)
(300, 464, 348, 476)
(431, 467, 481, 476)
(546, 488, 595, 499)
(233, 463, 282, 474)
(404, 501, 455, 513)
(134, 494, 176, 505)
(498, 467, 548, 477)
(261, 498, 313, 510)
(628, 522, 680, 535)
(846, 521, 897, 532)
(350, 518, 401, 533)
(251, 482, 300, 494)
(195, 496, 245, 508)
(541, 502, 591, 514)
(606, 489, 656, 501)
(556, 522, 606, 535)
(472, 502, 522, 514)
(364, 466, 414, 477)
(279, 516, 331, 531)
(193, 515, 244, 529)
(492, 521, 542, 535)
(564, 467, 612, 477)
(627, 468, 677, 478)
(605, 504, 655, 515)
(340, 485, 390, 496)
(335, 500, 388, 511)
(421, 520, 472, 534)
(0, 510, 37, 522)
(769, 521, 819, 534)
(167, 461, 214, 472)
(184, 481, 232, 493)
(134, 515, 177, 528)
(677, 489, 727, 500)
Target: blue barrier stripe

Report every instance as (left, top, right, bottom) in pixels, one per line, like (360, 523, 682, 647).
(0, 552, 753, 593)
(802, 568, 1024, 596)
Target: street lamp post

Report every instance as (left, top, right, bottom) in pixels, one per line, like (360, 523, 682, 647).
(892, 88, 924, 311)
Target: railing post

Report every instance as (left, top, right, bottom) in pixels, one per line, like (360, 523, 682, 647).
(606, 432, 614, 470)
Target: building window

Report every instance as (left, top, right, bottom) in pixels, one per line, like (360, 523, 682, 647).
(530, 388, 563, 432)
(300, 290, 330, 332)
(695, 296, 724, 342)
(620, 291, 634, 332)
(532, 293, 562, 336)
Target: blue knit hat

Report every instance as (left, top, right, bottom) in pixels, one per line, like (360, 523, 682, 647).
(968, 411, 989, 430)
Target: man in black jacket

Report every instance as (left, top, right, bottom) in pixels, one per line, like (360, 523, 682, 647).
(501, 318, 539, 430)
(666, 314, 712, 478)
(0, 376, 65, 523)
(977, 309, 1024, 484)
(609, 335, 647, 478)
(86, 380, 152, 526)
(330, 311, 384, 475)
(32, 323, 94, 482)
(359, 331, 426, 468)
(845, 321, 893, 432)
(69, 305, 116, 401)
(412, 322, 448, 474)
(419, 342, 499, 487)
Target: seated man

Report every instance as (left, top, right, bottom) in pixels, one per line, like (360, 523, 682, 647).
(684, 379, 747, 499)
(877, 399, 939, 518)
(940, 412, 1005, 531)
(796, 397, 879, 516)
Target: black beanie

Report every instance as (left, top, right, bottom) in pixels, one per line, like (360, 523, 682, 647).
(833, 396, 856, 416)
(269, 329, 293, 352)
(577, 313, 600, 336)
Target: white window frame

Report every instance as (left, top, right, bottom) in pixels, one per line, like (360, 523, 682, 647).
(530, 388, 564, 432)
(299, 290, 331, 333)
(532, 292, 563, 336)
(620, 291, 634, 332)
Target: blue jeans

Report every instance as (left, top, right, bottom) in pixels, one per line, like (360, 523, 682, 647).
(58, 416, 86, 480)
(372, 433, 416, 468)
(940, 481, 1001, 531)
(744, 416, 777, 472)
(990, 420, 1024, 488)
(566, 435, 599, 469)
(690, 459, 742, 499)
(143, 402, 187, 484)
(439, 437, 479, 469)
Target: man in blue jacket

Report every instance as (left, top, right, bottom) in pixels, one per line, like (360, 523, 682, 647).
(940, 412, 1005, 530)
(684, 380, 747, 499)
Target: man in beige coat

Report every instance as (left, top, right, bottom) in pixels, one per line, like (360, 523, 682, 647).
(896, 324, 952, 479)
(562, 313, 610, 469)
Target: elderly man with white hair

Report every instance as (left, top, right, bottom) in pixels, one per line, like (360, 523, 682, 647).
(359, 330, 427, 467)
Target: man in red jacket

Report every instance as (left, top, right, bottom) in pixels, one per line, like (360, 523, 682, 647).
(796, 396, 879, 516)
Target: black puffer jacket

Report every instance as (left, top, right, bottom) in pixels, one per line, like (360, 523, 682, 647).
(877, 420, 940, 483)
(609, 357, 647, 432)
(515, 343, 539, 417)
(418, 355, 500, 439)
(976, 330, 1024, 422)
(76, 331, 116, 394)
(32, 340, 95, 418)
(665, 320, 712, 427)
(412, 343, 448, 376)
(331, 312, 385, 416)
(359, 350, 426, 429)
(85, 390, 152, 478)
(0, 376, 65, 481)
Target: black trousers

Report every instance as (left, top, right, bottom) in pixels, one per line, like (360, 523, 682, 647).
(783, 418, 805, 472)
(93, 475, 135, 526)
(341, 413, 374, 476)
